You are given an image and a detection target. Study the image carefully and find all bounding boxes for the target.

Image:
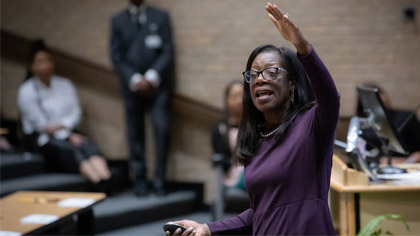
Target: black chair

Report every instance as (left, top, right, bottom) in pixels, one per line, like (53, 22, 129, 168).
(211, 154, 249, 221)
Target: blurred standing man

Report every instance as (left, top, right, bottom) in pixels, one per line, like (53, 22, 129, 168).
(110, 0, 174, 196)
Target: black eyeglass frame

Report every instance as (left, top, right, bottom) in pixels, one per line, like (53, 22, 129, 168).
(242, 67, 288, 84)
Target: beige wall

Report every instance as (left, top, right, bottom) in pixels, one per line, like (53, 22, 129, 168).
(2, 0, 420, 204)
(0, 57, 217, 202)
(1, 60, 25, 120)
(2, 0, 420, 115)
(0, 58, 129, 159)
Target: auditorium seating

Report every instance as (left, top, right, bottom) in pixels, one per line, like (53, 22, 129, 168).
(0, 151, 204, 234)
(0, 152, 92, 197)
(93, 182, 203, 234)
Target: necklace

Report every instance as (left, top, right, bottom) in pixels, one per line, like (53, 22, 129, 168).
(260, 124, 282, 138)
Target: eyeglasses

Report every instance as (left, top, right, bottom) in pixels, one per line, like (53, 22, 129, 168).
(242, 67, 287, 84)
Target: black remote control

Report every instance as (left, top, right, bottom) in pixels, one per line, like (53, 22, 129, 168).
(163, 222, 187, 235)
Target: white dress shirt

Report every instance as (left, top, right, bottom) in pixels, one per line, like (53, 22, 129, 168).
(17, 75, 81, 146)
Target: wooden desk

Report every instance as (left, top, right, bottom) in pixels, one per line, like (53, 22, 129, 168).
(0, 191, 105, 235)
(330, 155, 420, 236)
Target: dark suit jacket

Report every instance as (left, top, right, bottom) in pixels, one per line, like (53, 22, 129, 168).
(110, 6, 174, 92)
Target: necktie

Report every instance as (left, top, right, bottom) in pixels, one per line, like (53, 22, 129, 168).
(135, 14, 141, 31)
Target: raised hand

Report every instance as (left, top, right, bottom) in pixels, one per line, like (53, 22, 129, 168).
(265, 2, 311, 56)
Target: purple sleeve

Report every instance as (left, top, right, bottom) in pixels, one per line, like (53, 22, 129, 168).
(207, 208, 254, 235)
(298, 48, 340, 138)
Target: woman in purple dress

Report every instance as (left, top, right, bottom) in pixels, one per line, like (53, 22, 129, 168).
(168, 2, 340, 235)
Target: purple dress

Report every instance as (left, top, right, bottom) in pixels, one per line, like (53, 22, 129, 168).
(208, 48, 340, 235)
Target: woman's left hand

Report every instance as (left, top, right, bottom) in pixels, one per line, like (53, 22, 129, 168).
(265, 2, 311, 56)
(167, 220, 210, 236)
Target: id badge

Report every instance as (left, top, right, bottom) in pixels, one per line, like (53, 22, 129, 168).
(145, 35, 162, 49)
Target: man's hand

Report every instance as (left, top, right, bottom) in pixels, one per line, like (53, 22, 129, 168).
(136, 78, 155, 98)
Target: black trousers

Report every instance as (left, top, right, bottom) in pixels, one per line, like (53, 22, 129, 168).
(26, 133, 101, 173)
(122, 89, 171, 184)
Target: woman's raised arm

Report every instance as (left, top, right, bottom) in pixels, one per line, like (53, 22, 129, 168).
(265, 2, 312, 56)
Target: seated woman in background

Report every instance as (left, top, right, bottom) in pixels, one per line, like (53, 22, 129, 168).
(17, 42, 112, 190)
(357, 83, 420, 164)
(211, 81, 245, 190)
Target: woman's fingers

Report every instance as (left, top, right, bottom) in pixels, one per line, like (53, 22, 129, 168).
(268, 12, 291, 40)
(266, 3, 292, 33)
(266, 2, 310, 54)
(265, 4, 279, 21)
(174, 220, 198, 236)
(175, 220, 187, 227)
(268, 13, 280, 28)
(266, 2, 296, 31)
(182, 227, 195, 236)
(266, 2, 285, 22)
(266, 2, 299, 34)
(272, 3, 286, 19)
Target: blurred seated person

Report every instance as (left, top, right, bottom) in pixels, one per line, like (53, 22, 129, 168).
(1, 113, 20, 153)
(357, 83, 420, 164)
(17, 42, 112, 189)
(211, 81, 245, 190)
(0, 133, 13, 152)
